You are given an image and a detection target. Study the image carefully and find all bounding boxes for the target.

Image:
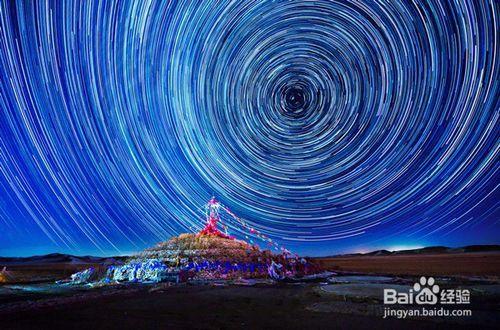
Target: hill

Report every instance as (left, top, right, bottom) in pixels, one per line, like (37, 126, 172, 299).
(320, 245, 500, 258)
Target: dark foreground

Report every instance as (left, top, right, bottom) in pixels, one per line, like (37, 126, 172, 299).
(1, 282, 499, 330)
(1, 250, 499, 329)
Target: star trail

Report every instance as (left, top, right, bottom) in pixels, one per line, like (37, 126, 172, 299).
(0, 1, 498, 256)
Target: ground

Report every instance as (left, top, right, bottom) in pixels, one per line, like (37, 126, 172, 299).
(2, 284, 498, 330)
(315, 252, 500, 277)
(1, 252, 499, 329)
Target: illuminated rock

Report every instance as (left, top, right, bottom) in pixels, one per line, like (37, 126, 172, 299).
(70, 268, 95, 284)
(267, 260, 284, 280)
(106, 259, 174, 283)
(0, 267, 9, 283)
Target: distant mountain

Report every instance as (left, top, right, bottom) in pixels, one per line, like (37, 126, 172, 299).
(0, 253, 128, 265)
(3, 244, 499, 264)
(320, 245, 500, 258)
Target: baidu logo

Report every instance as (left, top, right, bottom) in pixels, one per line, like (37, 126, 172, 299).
(414, 276, 440, 304)
(382, 276, 472, 319)
(384, 276, 439, 305)
(384, 276, 470, 305)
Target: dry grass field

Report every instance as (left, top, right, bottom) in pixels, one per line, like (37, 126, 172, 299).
(314, 252, 500, 277)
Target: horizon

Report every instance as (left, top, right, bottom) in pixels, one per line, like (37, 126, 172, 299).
(3, 240, 500, 259)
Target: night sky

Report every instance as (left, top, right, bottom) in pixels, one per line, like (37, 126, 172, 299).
(0, 1, 498, 257)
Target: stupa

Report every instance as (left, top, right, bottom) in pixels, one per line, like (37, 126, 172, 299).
(132, 198, 274, 269)
(68, 198, 308, 284)
(197, 197, 232, 239)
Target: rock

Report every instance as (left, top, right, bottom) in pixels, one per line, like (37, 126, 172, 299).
(107, 259, 176, 283)
(69, 268, 95, 284)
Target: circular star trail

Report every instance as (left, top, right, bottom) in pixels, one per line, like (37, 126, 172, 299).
(0, 1, 498, 254)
